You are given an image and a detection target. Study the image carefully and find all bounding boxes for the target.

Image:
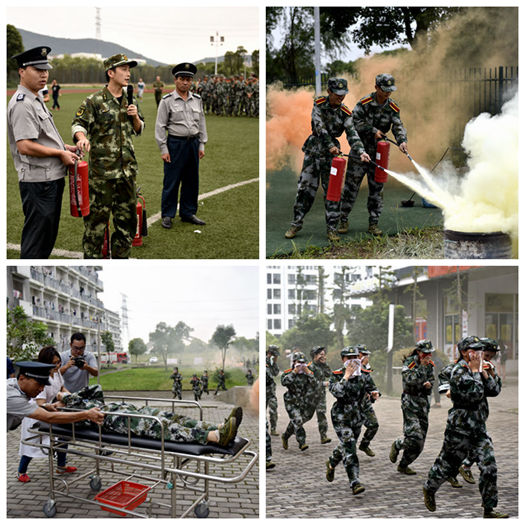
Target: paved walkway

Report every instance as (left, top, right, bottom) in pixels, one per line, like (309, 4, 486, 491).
(7, 391, 258, 519)
(267, 380, 518, 518)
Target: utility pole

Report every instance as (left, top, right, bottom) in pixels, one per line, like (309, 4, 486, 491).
(95, 7, 101, 40)
(313, 7, 322, 95)
(121, 293, 129, 351)
(210, 32, 224, 75)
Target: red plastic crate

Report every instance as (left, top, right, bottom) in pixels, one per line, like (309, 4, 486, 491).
(95, 480, 151, 516)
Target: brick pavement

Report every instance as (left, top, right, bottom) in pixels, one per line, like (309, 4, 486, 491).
(267, 380, 518, 518)
(7, 390, 259, 519)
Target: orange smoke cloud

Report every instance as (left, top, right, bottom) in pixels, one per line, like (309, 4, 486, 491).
(249, 378, 259, 414)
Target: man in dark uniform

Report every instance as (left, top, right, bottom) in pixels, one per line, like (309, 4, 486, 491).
(152, 75, 165, 106)
(7, 361, 104, 432)
(214, 369, 227, 394)
(155, 62, 207, 229)
(308, 346, 332, 444)
(266, 345, 280, 435)
(7, 46, 80, 258)
(284, 78, 371, 242)
(201, 370, 209, 395)
(339, 73, 408, 236)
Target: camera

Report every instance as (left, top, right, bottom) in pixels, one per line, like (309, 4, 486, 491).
(72, 356, 86, 369)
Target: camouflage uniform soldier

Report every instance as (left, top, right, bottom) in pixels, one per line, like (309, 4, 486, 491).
(356, 345, 381, 457)
(252, 77, 259, 117)
(214, 369, 227, 394)
(423, 337, 508, 518)
(281, 352, 317, 451)
(338, 73, 408, 236)
(152, 75, 165, 107)
(266, 420, 275, 470)
(190, 374, 202, 401)
(308, 346, 332, 444)
(284, 78, 370, 242)
(245, 369, 255, 386)
(390, 340, 435, 475)
(266, 345, 280, 435)
(325, 347, 368, 495)
(72, 53, 144, 259)
(170, 367, 183, 400)
(201, 370, 209, 395)
(62, 384, 241, 446)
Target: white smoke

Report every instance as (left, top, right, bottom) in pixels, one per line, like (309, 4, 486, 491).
(387, 93, 518, 246)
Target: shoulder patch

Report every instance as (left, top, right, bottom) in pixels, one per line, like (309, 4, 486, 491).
(408, 361, 416, 369)
(341, 105, 352, 116)
(429, 360, 435, 367)
(333, 370, 344, 375)
(76, 107, 85, 117)
(193, 93, 201, 99)
(361, 368, 370, 374)
(16, 93, 25, 101)
(315, 96, 327, 106)
(162, 93, 172, 99)
(360, 96, 373, 105)
(283, 368, 292, 374)
(389, 101, 400, 112)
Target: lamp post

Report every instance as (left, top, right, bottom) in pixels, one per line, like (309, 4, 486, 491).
(210, 31, 224, 75)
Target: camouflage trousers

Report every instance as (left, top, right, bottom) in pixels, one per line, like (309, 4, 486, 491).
(340, 157, 384, 226)
(192, 388, 202, 401)
(282, 400, 314, 446)
(360, 404, 379, 448)
(266, 386, 278, 431)
(328, 407, 362, 485)
(202, 381, 209, 394)
(315, 390, 329, 439)
(393, 394, 429, 467)
(266, 420, 272, 461)
(214, 380, 227, 394)
(83, 176, 137, 259)
(290, 152, 341, 233)
(172, 383, 182, 400)
(425, 427, 498, 509)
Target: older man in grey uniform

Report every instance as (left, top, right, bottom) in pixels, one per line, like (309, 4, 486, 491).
(7, 361, 104, 432)
(7, 46, 80, 258)
(155, 62, 208, 229)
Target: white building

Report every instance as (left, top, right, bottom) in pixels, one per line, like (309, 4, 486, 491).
(104, 308, 123, 353)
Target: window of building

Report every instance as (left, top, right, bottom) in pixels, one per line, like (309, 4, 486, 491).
(288, 319, 295, 329)
(273, 274, 281, 285)
(485, 293, 517, 360)
(273, 304, 281, 315)
(288, 274, 295, 285)
(273, 289, 281, 300)
(288, 304, 295, 314)
(267, 303, 272, 315)
(267, 289, 272, 299)
(267, 319, 272, 330)
(274, 319, 281, 330)
(267, 274, 272, 284)
(288, 289, 295, 300)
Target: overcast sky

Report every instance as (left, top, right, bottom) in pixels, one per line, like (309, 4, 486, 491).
(7, 4, 259, 64)
(98, 263, 259, 348)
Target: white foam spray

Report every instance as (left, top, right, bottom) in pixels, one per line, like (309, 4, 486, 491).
(385, 93, 518, 247)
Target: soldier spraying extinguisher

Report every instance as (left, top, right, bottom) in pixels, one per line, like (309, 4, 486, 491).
(284, 78, 370, 243)
(338, 73, 408, 237)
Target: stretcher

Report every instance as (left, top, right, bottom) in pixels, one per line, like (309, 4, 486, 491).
(22, 395, 258, 518)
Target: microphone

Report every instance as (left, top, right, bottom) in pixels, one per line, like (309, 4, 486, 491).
(127, 84, 134, 106)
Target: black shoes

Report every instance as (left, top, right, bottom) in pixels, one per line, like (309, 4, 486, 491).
(181, 214, 206, 225)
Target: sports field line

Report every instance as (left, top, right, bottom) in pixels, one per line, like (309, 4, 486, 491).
(7, 177, 259, 258)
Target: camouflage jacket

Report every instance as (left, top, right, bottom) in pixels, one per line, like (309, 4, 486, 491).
(71, 86, 144, 180)
(360, 366, 380, 411)
(266, 356, 279, 390)
(329, 367, 368, 421)
(401, 354, 434, 396)
(350, 92, 407, 157)
(281, 367, 317, 409)
(170, 372, 183, 385)
(302, 96, 365, 158)
(201, 375, 209, 386)
(190, 377, 202, 392)
(245, 372, 255, 385)
(308, 360, 332, 400)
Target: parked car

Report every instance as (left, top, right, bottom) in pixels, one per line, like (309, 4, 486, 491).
(149, 356, 158, 364)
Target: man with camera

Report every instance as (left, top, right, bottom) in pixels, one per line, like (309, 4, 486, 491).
(59, 333, 98, 393)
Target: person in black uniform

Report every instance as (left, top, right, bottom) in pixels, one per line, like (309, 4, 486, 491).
(7, 46, 80, 258)
(155, 62, 208, 229)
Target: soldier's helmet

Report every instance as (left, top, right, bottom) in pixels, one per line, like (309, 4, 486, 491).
(267, 345, 280, 356)
(341, 346, 359, 358)
(479, 337, 500, 352)
(355, 344, 370, 355)
(327, 78, 348, 95)
(457, 336, 483, 353)
(415, 339, 435, 353)
(375, 73, 397, 92)
(310, 345, 326, 358)
(292, 351, 307, 363)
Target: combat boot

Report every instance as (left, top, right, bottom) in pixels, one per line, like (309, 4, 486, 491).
(397, 465, 417, 475)
(284, 225, 301, 239)
(389, 441, 399, 463)
(368, 223, 383, 236)
(327, 230, 340, 242)
(326, 460, 335, 482)
(218, 417, 237, 446)
(337, 220, 349, 234)
(270, 429, 279, 436)
(352, 482, 365, 495)
(320, 436, 332, 444)
(483, 509, 509, 518)
(299, 443, 309, 451)
(266, 461, 276, 470)
(423, 486, 436, 512)
(459, 465, 476, 484)
(447, 477, 462, 488)
(281, 435, 288, 450)
(359, 443, 375, 457)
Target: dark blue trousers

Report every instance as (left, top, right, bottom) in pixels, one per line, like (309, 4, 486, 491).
(162, 136, 199, 219)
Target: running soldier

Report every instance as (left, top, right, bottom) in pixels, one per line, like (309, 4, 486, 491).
(266, 345, 280, 435)
(308, 346, 332, 444)
(201, 370, 209, 395)
(190, 373, 202, 401)
(170, 367, 183, 400)
(214, 369, 227, 394)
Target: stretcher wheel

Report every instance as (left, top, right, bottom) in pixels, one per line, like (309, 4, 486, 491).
(89, 475, 102, 491)
(194, 501, 209, 518)
(43, 499, 57, 518)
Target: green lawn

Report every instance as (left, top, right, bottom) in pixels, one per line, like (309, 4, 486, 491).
(90, 366, 256, 391)
(7, 89, 258, 259)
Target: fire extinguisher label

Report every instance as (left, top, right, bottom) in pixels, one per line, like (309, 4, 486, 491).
(330, 167, 338, 176)
(376, 152, 381, 160)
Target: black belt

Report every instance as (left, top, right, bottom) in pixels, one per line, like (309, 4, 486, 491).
(168, 134, 199, 141)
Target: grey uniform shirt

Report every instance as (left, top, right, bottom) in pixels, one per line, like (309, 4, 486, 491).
(7, 378, 37, 431)
(60, 350, 98, 393)
(7, 84, 67, 182)
(155, 90, 208, 155)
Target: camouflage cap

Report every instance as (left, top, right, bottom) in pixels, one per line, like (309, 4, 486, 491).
(267, 345, 280, 356)
(376, 73, 397, 92)
(355, 344, 370, 355)
(341, 346, 359, 358)
(292, 351, 307, 363)
(457, 335, 483, 353)
(415, 339, 434, 353)
(327, 77, 348, 95)
(479, 337, 500, 352)
(310, 345, 326, 358)
(104, 53, 138, 71)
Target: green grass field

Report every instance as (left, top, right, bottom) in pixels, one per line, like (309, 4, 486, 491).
(7, 89, 259, 259)
(90, 366, 256, 391)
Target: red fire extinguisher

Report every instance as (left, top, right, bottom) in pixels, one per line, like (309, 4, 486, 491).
(68, 160, 90, 217)
(132, 189, 147, 247)
(374, 140, 390, 183)
(101, 221, 110, 259)
(326, 155, 347, 202)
